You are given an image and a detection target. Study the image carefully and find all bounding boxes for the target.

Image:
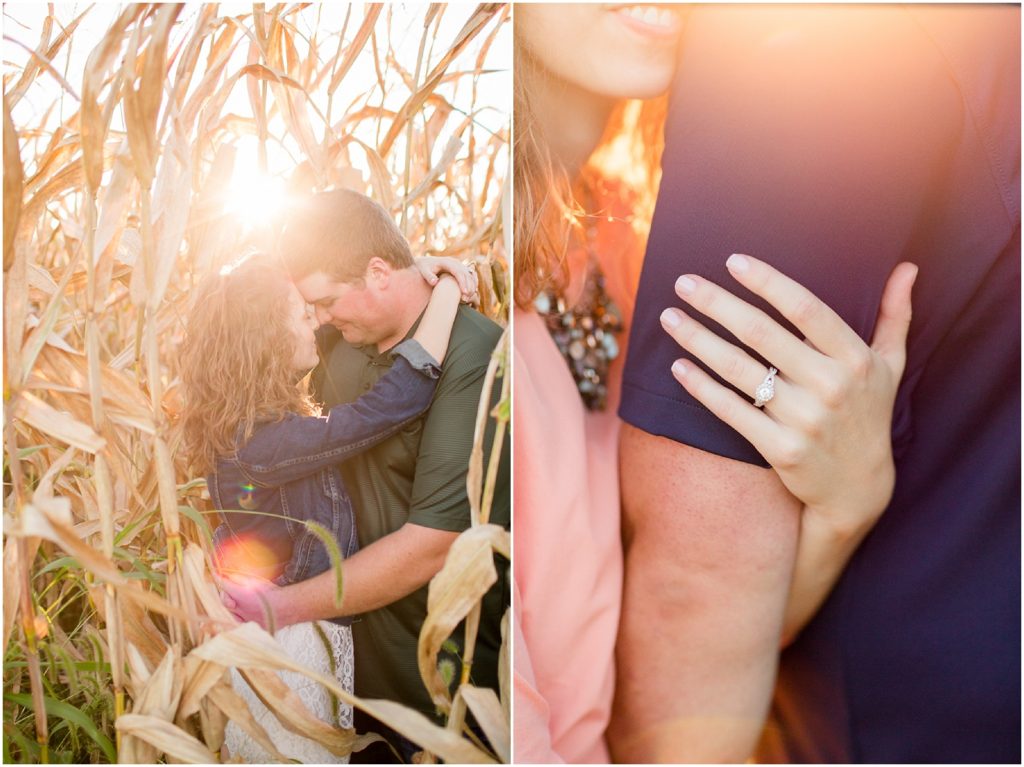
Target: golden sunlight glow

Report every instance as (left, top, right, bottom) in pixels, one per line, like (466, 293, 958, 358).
(215, 533, 286, 581)
(224, 161, 289, 232)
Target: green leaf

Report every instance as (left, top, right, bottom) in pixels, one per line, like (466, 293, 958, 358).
(179, 503, 214, 544)
(36, 556, 80, 577)
(4, 693, 116, 762)
(3, 721, 42, 762)
(495, 397, 510, 422)
(4, 660, 111, 674)
(114, 516, 150, 545)
(16, 444, 50, 459)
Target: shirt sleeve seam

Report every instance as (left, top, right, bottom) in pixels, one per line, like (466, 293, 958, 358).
(906, 6, 1019, 227)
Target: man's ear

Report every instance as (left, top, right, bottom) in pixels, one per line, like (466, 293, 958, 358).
(365, 257, 393, 289)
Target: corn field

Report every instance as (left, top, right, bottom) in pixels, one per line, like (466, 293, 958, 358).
(3, 3, 510, 763)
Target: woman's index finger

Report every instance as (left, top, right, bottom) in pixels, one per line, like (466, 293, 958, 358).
(726, 254, 865, 362)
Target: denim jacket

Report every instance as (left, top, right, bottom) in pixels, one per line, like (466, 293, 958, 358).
(210, 339, 440, 626)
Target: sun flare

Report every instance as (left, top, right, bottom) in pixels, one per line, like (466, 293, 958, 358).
(224, 165, 288, 231)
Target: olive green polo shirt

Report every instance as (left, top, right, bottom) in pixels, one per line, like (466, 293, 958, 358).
(311, 305, 511, 722)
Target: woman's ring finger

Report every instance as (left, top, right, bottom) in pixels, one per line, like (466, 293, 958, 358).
(753, 367, 778, 408)
(660, 307, 793, 417)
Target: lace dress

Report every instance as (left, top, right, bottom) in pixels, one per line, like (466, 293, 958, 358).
(223, 620, 355, 763)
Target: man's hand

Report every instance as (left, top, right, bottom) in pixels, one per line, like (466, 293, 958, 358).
(218, 573, 280, 630)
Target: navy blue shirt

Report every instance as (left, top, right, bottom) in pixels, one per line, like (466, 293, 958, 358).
(620, 5, 1020, 762)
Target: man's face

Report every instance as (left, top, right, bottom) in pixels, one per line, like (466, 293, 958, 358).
(294, 270, 386, 347)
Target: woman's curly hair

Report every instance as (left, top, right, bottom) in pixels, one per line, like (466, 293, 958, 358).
(180, 253, 317, 476)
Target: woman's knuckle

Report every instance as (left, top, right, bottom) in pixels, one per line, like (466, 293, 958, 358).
(801, 403, 827, 440)
(678, 319, 699, 345)
(697, 284, 716, 311)
(744, 317, 770, 347)
(775, 436, 807, 468)
(722, 352, 746, 380)
(848, 347, 874, 378)
(819, 372, 849, 407)
(715, 396, 737, 424)
(792, 293, 820, 324)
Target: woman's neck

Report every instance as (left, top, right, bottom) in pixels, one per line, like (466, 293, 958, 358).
(524, 64, 617, 179)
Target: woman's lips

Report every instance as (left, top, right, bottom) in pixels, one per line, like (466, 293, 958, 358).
(610, 4, 682, 41)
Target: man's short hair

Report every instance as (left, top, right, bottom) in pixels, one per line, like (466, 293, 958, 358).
(280, 189, 414, 283)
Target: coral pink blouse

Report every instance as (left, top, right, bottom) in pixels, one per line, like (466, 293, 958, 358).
(513, 195, 643, 763)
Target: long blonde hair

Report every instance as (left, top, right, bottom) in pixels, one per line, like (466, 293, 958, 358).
(513, 45, 668, 309)
(180, 253, 316, 476)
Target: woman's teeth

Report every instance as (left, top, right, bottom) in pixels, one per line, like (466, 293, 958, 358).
(618, 5, 677, 29)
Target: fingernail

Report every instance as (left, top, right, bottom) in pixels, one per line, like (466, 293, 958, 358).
(727, 254, 750, 273)
(660, 308, 682, 329)
(672, 359, 689, 378)
(676, 275, 697, 296)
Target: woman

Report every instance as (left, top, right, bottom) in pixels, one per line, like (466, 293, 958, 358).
(512, 5, 915, 762)
(180, 253, 471, 762)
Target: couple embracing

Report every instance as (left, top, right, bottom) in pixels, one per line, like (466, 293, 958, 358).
(179, 189, 510, 763)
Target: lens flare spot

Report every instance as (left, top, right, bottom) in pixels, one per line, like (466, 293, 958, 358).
(215, 533, 285, 581)
(237, 482, 257, 510)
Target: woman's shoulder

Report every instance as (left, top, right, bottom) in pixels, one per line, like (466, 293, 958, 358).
(230, 412, 308, 465)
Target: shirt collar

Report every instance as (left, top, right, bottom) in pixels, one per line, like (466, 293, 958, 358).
(356, 308, 428, 363)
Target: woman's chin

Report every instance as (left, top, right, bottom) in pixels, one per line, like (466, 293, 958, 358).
(292, 361, 318, 379)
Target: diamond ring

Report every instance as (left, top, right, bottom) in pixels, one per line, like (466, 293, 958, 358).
(753, 367, 778, 408)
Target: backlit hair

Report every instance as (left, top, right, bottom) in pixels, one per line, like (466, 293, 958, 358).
(513, 36, 668, 308)
(279, 189, 414, 283)
(180, 252, 317, 476)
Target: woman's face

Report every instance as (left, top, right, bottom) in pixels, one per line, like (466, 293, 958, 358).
(516, 3, 684, 100)
(286, 284, 319, 372)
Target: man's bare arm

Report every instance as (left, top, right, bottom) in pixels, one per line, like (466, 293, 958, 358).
(608, 427, 801, 763)
(222, 523, 459, 626)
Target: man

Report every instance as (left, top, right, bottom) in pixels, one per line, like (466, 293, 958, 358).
(225, 189, 510, 761)
(612, 5, 1019, 763)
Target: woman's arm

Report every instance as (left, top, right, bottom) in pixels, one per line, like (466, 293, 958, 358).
(237, 352, 438, 485)
(236, 277, 463, 486)
(659, 254, 917, 644)
(411, 274, 461, 364)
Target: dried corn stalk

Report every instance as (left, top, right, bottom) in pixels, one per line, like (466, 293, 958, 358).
(4, 3, 510, 762)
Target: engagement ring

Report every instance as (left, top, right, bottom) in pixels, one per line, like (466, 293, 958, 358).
(753, 367, 778, 408)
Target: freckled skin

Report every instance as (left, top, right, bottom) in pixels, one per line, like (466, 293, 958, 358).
(611, 424, 801, 762)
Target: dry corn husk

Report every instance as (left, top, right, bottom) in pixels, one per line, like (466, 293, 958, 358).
(418, 524, 510, 712)
(5, 3, 509, 761)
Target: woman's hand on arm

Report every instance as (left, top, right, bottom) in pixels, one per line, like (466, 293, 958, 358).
(659, 254, 917, 644)
(218, 574, 279, 628)
(414, 255, 480, 303)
